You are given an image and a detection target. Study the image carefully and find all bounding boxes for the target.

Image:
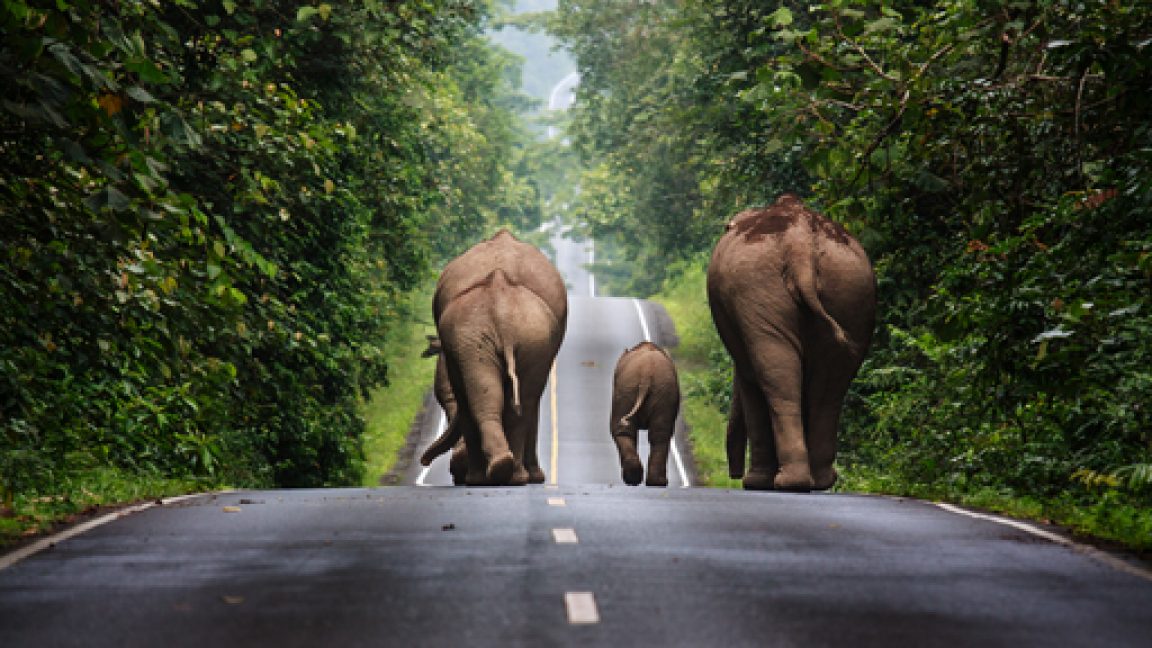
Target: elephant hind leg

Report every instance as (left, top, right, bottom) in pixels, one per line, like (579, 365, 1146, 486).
(644, 440, 671, 488)
(644, 411, 676, 488)
(739, 358, 813, 492)
(725, 385, 746, 479)
(806, 399, 840, 491)
(732, 370, 780, 491)
(485, 447, 516, 485)
(801, 341, 866, 486)
(613, 430, 643, 486)
(450, 439, 468, 485)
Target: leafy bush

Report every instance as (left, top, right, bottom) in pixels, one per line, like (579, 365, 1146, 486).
(552, 0, 1152, 543)
(1, 0, 536, 508)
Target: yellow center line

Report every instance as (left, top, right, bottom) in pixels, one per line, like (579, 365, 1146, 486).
(549, 360, 559, 485)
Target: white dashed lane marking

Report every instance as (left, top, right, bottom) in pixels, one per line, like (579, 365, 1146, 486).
(565, 591, 600, 625)
(552, 528, 579, 544)
(547, 497, 566, 507)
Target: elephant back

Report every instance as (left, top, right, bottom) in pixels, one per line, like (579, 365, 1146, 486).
(434, 229, 567, 327)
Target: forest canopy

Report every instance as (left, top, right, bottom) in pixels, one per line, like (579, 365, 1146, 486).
(0, 0, 542, 509)
(550, 0, 1152, 517)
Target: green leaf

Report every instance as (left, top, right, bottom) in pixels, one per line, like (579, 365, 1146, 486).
(769, 7, 793, 28)
(124, 58, 170, 84)
(125, 86, 155, 103)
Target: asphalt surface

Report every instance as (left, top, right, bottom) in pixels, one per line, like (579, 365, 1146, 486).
(3, 229, 1152, 646)
(3, 487, 1151, 647)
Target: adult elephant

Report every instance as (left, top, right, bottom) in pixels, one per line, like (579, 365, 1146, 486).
(420, 230, 567, 485)
(706, 194, 876, 492)
(422, 336, 467, 484)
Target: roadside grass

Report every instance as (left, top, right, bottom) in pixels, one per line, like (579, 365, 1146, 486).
(360, 284, 437, 486)
(0, 469, 201, 549)
(652, 258, 740, 489)
(1, 284, 438, 550)
(652, 259, 1152, 553)
(840, 466, 1152, 552)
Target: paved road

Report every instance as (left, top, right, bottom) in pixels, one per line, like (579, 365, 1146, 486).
(3, 487, 1151, 647)
(3, 230, 1152, 646)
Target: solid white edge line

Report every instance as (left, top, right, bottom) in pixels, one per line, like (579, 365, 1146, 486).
(588, 240, 596, 297)
(415, 409, 446, 487)
(0, 491, 226, 571)
(549, 361, 560, 485)
(670, 441, 690, 490)
(631, 298, 653, 342)
(632, 298, 691, 488)
(935, 502, 1152, 583)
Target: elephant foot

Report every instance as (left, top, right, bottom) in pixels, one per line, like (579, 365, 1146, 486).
(486, 452, 516, 485)
(812, 466, 838, 491)
(621, 456, 643, 486)
(742, 469, 775, 491)
(527, 465, 546, 484)
(645, 473, 668, 488)
(773, 465, 815, 492)
(510, 463, 530, 486)
(450, 455, 468, 486)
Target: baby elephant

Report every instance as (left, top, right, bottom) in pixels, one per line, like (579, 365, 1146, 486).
(610, 342, 681, 487)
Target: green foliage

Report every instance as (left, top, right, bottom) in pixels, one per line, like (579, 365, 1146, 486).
(1, 0, 539, 505)
(651, 258, 737, 488)
(760, 1, 1152, 506)
(555, 0, 1152, 545)
(360, 282, 437, 486)
(550, 0, 810, 295)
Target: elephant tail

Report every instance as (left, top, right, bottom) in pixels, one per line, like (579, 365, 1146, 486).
(793, 257, 856, 353)
(420, 416, 459, 466)
(619, 374, 651, 429)
(504, 342, 522, 417)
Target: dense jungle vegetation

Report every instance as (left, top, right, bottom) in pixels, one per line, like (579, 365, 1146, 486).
(548, 0, 1152, 546)
(3, 0, 1149, 551)
(0, 0, 553, 538)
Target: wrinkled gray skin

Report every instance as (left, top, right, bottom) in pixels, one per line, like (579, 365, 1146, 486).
(706, 194, 876, 492)
(609, 342, 681, 487)
(420, 230, 567, 486)
(422, 337, 467, 485)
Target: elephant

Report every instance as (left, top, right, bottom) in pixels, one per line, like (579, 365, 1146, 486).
(422, 336, 467, 485)
(706, 194, 876, 492)
(420, 230, 567, 485)
(609, 341, 681, 487)
(433, 229, 568, 328)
